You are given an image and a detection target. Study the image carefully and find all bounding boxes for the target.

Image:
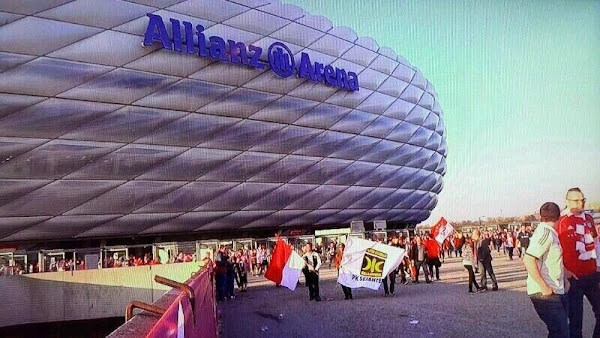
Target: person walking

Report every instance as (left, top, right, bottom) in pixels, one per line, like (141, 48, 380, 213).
(234, 250, 249, 292)
(425, 234, 442, 281)
(397, 236, 409, 285)
(214, 245, 228, 301)
(335, 243, 352, 300)
(302, 243, 322, 301)
(495, 235, 503, 254)
(409, 236, 431, 284)
(327, 242, 336, 268)
(506, 232, 515, 260)
(382, 235, 401, 295)
(463, 237, 482, 293)
(518, 225, 531, 259)
(478, 233, 499, 291)
(225, 249, 236, 299)
(558, 188, 600, 338)
(524, 202, 569, 338)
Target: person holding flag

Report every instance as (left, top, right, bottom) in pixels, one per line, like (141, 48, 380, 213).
(338, 236, 406, 292)
(302, 243, 322, 301)
(335, 243, 352, 300)
(425, 233, 442, 281)
(431, 217, 456, 245)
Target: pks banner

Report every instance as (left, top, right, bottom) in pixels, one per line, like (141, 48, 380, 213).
(338, 237, 406, 290)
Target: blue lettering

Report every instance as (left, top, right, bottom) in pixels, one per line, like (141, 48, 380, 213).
(313, 62, 324, 82)
(196, 25, 207, 57)
(348, 72, 359, 91)
(209, 36, 227, 60)
(183, 21, 195, 54)
(336, 68, 348, 89)
(170, 18, 182, 52)
(298, 53, 313, 80)
(324, 65, 336, 86)
(228, 40, 249, 66)
(142, 14, 359, 91)
(143, 14, 171, 50)
(248, 45, 264, 69)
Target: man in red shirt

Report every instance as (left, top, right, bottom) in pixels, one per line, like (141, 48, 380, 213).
(425, 234, 442, 281)
(558, 187, 600, 338)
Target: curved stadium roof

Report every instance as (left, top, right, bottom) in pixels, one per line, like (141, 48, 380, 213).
(0, 0, 447, 242)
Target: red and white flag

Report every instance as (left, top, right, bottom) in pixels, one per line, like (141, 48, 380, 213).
(265, 236, 304, 291)
(431, 217, 455, 244)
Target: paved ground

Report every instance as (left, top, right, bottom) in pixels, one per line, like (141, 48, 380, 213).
(220, 251, 596, 337)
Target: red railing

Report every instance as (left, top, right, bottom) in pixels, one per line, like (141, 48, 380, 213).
(143, 269, 217, 338)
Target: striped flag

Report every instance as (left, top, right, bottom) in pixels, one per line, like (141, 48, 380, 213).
(265, 236, 304, 291)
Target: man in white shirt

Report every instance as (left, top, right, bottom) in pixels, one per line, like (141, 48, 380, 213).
(302, 243, 322, 301)
(524, 202, 570, 338)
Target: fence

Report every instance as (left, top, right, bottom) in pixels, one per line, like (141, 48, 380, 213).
(109, 268, 217, 338)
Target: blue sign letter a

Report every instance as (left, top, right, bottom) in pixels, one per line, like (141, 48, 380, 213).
(143, 14, 172, 50)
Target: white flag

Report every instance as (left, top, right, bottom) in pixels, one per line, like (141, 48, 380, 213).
(337, 237, 406, 290)
(281, 250, 304, 291)
(435, 222, 455, 244)
(177, 300, 184, 338)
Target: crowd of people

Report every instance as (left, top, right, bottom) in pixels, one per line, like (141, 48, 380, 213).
(207, 246, 255, 301)
(0, 251, 199, 276)
(207, 187, 597, 338)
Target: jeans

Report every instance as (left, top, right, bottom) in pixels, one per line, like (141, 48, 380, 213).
(216, 273, 226, 300)
(398, 262, 407, 283)
(383, 270, 397, 294)
(428, 258, 440, 280)
(226, 271, 235, 297)
(414, 260, 430, 282)
(507, 247, 514, 260)
(530, 293, 569, 338)
(479, 259, 498, 289)
(464, 264, 480, 292)
(568, 273, 600, 338)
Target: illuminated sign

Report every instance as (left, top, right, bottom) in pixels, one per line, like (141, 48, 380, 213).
(143, 14, 359, 91)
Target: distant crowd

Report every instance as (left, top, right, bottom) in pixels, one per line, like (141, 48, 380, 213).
(0, 251, 198, 276)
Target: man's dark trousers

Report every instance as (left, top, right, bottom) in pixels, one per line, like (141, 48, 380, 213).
(383, 270, 397, 294)
(415, 260, 430, 282)
(530, 293, 569, 338)
(568, 273, 600, 338)
(307, 270, 321, 300)
(479, 259, 498, 289)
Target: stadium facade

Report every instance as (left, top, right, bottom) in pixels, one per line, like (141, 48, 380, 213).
(0, 0, 447, 245)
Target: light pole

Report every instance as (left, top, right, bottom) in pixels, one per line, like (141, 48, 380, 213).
(478, 216, 486, 230)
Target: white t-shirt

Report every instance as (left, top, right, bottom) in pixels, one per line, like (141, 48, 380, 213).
(525, 222, 564, 295)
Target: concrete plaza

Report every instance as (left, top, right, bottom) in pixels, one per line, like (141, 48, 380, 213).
(220, 250, 596, 337)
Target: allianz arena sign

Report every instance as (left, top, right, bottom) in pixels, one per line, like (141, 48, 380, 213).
(143, 14, 359, 91)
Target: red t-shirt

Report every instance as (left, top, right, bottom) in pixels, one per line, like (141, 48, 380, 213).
(558, 213, 597, 278)
(425, 239, 440, 259)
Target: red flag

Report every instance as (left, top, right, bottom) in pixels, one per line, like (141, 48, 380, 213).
(431, 217, 448, 237)
(264, 236, 292, 285)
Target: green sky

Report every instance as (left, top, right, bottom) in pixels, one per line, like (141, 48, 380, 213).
(287, 0, 600, 222)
